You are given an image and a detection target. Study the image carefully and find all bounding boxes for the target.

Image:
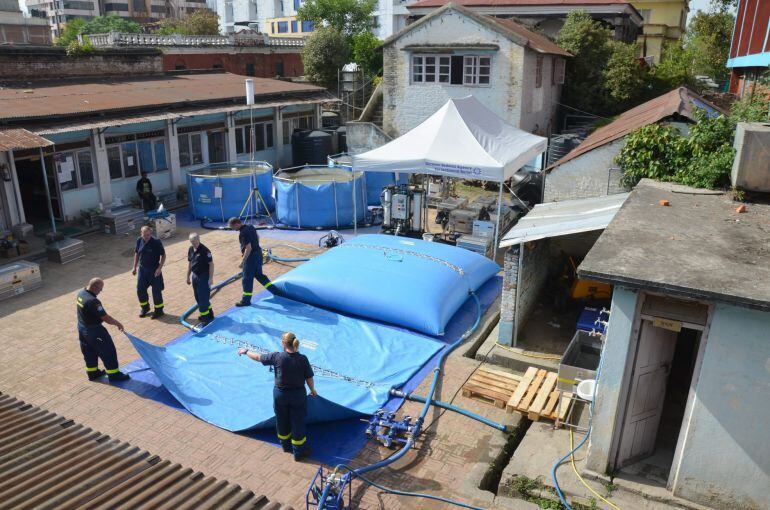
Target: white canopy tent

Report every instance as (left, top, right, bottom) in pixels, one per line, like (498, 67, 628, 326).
(352, 96, 547, 257)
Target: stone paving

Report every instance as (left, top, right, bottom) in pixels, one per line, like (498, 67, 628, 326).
(0, 225, 531, 509)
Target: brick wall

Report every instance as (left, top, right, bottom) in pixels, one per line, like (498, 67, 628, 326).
(498, 240, 551, 345)
(544, 139, 628, 202)
(0, 47, 162, 80)
(162, 50, 303, 78)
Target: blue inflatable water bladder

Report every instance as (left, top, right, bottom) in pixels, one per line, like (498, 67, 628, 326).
(271, 234, 500, 335)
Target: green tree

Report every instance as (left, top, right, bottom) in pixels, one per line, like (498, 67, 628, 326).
(297, 0, 377, 37)
(649, 40, 696, 90)
(604, 40, 647, 106)
(302, 27, 350, 89)
(730, 93, 770, 122)
(688, 10, 734, 81)
(56, 15, 141, 46)
(351, 31, 382, 77)
(156, 9, 220, 36)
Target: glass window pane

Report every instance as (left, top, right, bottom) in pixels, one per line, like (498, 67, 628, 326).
(178, 135, 191, 167)
(56, 152, 77, 191)
(108, 146, 123, 179)
(236, 127, 245, 154)
(191, 133, 203, 164)
(78, 150, 94, 185)
(266, 123, 274, 148)
(154, 140, 167, 170)
(122, 142, 139, 177)
(137, 140, 154, 173)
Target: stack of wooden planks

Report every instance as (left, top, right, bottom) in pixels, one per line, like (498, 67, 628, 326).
(461, 365, 572, 424)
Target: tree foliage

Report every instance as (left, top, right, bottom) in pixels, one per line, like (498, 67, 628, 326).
(688, 10, 733, 81)
(351, 31, 382, 77)
(557, 11, 645, 115)
(730, 93, 770, 122)
(156, 9, 220, 36)
(297, 0, 377, 37)
(56, 15, 141, 46)
(302, 27, 350, 89)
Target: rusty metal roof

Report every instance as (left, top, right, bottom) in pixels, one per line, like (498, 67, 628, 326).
(0, 128, 53, 151)
(547, 87, 727, 171)
(382, 3, 571, 56)
(0, 392, 292, 510)
(0, 73, 324, 122)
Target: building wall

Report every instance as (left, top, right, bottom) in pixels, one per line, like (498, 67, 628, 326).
(498, 240, 550, 346)
(544, 140, 626, 202)
(0, 11, 51, 44)
(162, 49, 303, 78)
(519, 49, 563, 135)
(631, 0, 687, 63)
(672, 302, 770, 509)
(0, 47, 162, 81)
(382, 9, 529, 137)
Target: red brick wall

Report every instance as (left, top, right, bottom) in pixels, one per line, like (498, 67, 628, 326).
(162, 52, 304, 78)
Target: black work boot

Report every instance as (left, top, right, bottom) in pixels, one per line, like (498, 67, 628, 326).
(281, 440, 292, 453)
(139, 305, 151, 318)
(235, 300, 250, 307)
(87, 369, 106, 381)
(293, 446, 312, 462)
(107, 371, 130, 382)
(151, 308, 165, 319)
(201, 312, 214, 324)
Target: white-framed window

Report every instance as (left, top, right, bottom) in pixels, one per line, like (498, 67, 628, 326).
(106, 132, 168, 179)
(552, 58, 565, 85)
(235, 121, 275, 155)
(411, 54, 491, 86)
(177, 132, 204, 167)
(535, 55, 543, 89)
(282, 114, 314, 144)
(55, 148, 95, 191)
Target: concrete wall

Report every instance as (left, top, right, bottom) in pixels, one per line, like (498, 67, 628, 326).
(0, 47, 162, 81)
(498, 240, 551, 346)
(544, 140, 627, 202)
(345, 122, 392, 154)
(671, 303, 770, 509)
(519, 49, 563, 135)
(382, 9, 530, 137)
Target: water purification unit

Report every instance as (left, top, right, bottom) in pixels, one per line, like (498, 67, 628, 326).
(380, 184, 426, 237)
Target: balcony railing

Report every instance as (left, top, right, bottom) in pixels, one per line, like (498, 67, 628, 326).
(84, 31, 305, 48)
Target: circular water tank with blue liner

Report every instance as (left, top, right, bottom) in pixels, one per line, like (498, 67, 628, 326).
(274, 166, 366, 229)
(187, 162, 274, 222)
(330, 154, 409, 206)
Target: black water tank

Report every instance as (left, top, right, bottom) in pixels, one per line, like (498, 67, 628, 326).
(321, 111, 340, 128)
(322, 128, 339, 154)
(336, 126, 347, 153)
(292, 129, 333, 166)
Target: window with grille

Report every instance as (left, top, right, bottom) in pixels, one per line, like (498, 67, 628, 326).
(552, 58, 565, 85)
(411, 54, 490, 86)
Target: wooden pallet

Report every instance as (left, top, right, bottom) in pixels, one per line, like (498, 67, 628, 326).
(506, 367, 571, 423)
(461, 366, 521, 408)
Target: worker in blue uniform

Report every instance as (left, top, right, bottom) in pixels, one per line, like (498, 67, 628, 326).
(76, 277, 130, 382)
(132, 225, 166, 319)
(186, 232, 214, 324)
(227, 217, 277, 306)
(238, 332, 316, 461)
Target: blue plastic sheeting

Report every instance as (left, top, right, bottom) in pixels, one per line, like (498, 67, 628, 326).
(125, 295, 443, 432)
(272, 234, 500, 335)
(274, 174, 366, 229)
(188, 171, 274, 221)
(361, 172, 409, 206)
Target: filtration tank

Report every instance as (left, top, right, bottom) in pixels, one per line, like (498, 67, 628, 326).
(187, 162, 274, 221)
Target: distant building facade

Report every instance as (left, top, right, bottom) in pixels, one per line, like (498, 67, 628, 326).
(0, 0, 50, 44)
(727, 0, 770, 96)
(631, 0, 688, 64)
(381, 3, 570, 138)
(216, 0, 314, 37)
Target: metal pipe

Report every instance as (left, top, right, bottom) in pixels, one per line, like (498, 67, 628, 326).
(493, 179, 503, 259)
(513, 241, 523, 347)
(389, 389, 509, 432)
(38, 147, 56, 235)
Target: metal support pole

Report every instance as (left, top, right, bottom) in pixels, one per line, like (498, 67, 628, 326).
(352, 172, 358, 235)
(493, 179, 504, 259)
(38, 147, 57, 235)
(513, 241, 523, 347)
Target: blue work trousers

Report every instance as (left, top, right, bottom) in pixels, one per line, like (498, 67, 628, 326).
(78, 325, 119, 373)
(241, 252, 270, 304)
(137, 266, 164, 309)
(192, 272, 212, 316)
(273, 387, 308, 455)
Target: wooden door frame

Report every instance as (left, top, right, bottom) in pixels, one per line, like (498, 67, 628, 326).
(608, 291, 712, 482)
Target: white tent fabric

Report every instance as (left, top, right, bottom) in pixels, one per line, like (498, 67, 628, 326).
(352, 96, 547, 182)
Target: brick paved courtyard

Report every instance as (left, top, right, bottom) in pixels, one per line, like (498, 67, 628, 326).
(0, 226, 525, 509)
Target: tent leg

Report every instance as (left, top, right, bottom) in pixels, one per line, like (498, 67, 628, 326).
(39, 148, 57, 235)
(493, 180, 503, 259)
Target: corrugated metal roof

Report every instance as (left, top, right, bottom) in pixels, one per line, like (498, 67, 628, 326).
(547, 87, 726, 171)
(0, 73, 324, 122)
(31, 94, 335, 135)
(0, 392, 292, 510)
(382, 3, 571, 56)
(499, 192, 629, 247)
(0, 129, 53, 151)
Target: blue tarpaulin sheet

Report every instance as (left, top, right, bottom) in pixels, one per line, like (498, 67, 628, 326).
(125, 296, 443, 432)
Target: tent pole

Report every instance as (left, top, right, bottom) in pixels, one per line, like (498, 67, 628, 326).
(39, 148, 57, 235)
(493, 179, 503, 259)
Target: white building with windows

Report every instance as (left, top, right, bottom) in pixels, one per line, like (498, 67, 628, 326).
(216, 0, 315, 36)
(380, 3, 570, 138)
(0, 72, 328, 229)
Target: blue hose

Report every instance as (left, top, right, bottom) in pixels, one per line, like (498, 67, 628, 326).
(389, 390, 509, 433)
(180, 272, 243, 330)
(264, 248, 311, 263)
(550, 336, 607, 510)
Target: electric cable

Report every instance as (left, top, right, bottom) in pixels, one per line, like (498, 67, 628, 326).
(569, 428, 622, 510)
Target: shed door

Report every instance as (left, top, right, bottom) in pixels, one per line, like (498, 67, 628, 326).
(616, 319, 677, 468)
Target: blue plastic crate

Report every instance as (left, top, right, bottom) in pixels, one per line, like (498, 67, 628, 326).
(576, 306, 609, 334)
